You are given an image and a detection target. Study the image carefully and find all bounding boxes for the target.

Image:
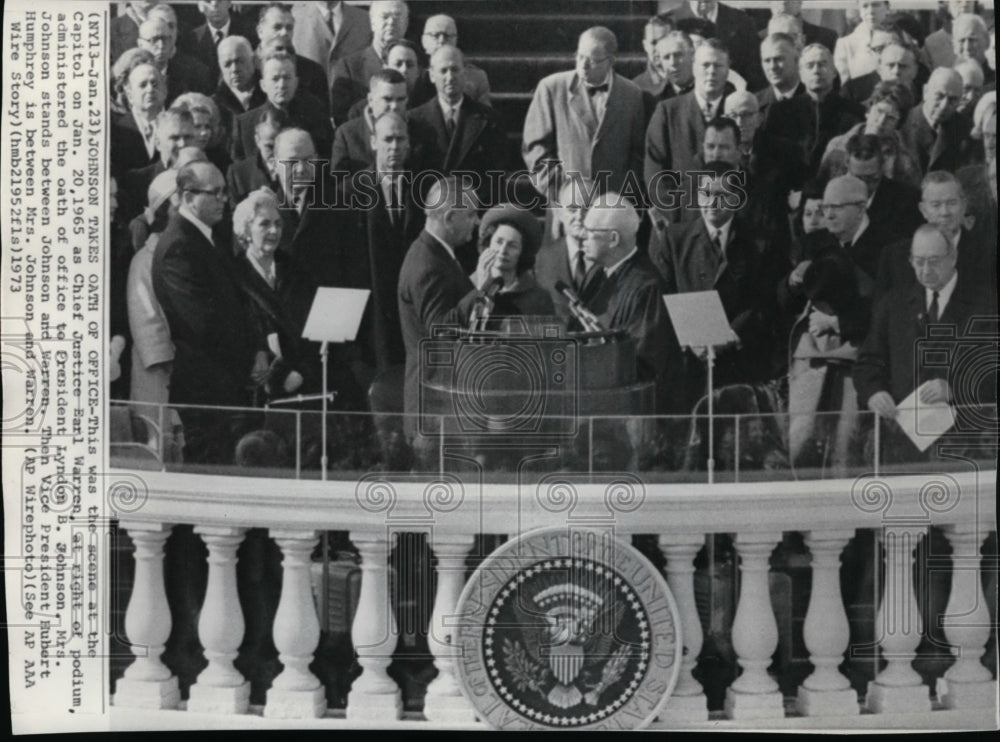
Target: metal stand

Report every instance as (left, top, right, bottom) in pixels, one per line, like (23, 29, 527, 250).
(320, 340, 329, 481)
(706, 344, 716, 485)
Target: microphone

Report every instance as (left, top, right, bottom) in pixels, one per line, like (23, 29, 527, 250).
(470, 276, 505, 331)
(554, 280, 606, 334)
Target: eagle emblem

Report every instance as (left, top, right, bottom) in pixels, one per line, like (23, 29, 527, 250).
(456, 529, 681, 730)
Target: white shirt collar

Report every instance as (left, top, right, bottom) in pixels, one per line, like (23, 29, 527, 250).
(694, 89, 724, 116)
(132, 109, 157, 156)
(426, 225, 458, 262)
(927, 270, 959, 316)
(703, 216, 734, 252)
(438, 95, 464, 121)
(848, 213, 870, 246)
(688, 1, 718, 23)
(209, 18, 231, 38)
(178, 206, 215, 245)
(605, 246, 638, 278)
(564, 234, 586, 263)
(319, 2, 343, 23)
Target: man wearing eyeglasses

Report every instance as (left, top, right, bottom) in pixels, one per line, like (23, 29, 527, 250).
(522, 27, 645, 204)
(821, 174, 895, 283)
(410, 15, 491, 108)
(152, 160, 256, 462)
(855, 223, 996, 459)
(875, 171, 995, 304)
(580, 197, 670, 409)
(291, 1, 373, 83)
(136, 16, 213, 105)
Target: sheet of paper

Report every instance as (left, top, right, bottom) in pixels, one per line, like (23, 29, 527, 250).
(895, 387, 956, 452)
(303, 287, 371, 342)
(663, 291, 739, 350)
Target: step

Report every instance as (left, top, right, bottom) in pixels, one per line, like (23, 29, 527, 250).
(409, 0, 660, 19)
(438, 13, 651, 54)
(473, 53, 648, 94)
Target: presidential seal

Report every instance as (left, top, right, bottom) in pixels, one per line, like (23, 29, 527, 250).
(455, 528, 681, 730)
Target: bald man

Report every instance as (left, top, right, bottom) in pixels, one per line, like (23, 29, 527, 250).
(766, 1, 837, 53)
(182, 0, 258, 86)
(410, 14, 492, 108)
(329, 0, 409, 124)
(952, 13, 995, 85)
(408, 46, 506, 192)
(756, 33, 805, 117)
(899, 67, 972, 173)
(581, 197, 670, 397)
(212, 36, 266, 134)
(523, 27, 645, 202)
(856, 224, 995, 452)
(152, 160, 256, 453)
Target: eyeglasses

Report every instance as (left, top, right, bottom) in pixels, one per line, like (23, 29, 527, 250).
(584, 226, 616, 237)
(727, 110, 757, 121)
(140, 35, 172, 45)
(909, 255, 950, 268)
(186, 187, 228, 200)
(577, 54, 611, 66)
(821, 201, 865, 212)
(423, 31, 456, 40)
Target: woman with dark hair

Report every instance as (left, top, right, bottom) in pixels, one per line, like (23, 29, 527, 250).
(472, 203, 556, 320)
(823, 80, 922, 186)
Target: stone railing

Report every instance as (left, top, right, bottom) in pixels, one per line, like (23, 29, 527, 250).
(107, 452, 997, 730)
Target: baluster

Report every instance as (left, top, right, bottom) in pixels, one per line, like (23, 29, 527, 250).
(347, 531, 402, 721)
(866, 526, 932, 712)
(654, 534, 708, 723)
(796, 530, 859, 716)
(424, 534, 476, 723)
(264, 530, 326, 718)
(113, 522, 180, 709)
(724, 531, 784, 720)
(188, 526, 250, 714)
(937, 523, 997, 709)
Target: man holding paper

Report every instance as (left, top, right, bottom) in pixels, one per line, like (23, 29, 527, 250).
(855, 223, 996, 457)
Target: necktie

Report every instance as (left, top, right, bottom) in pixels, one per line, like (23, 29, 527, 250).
(214, 29, 224, 45)
(387, 176, 402, 226)
(328, 8, 339, 38)
(712, 231, 724, 257)
(573, 249, 587, 291)
(445, 108, 457, 138)
(703, 99, 714, 121)
(928, 291, 940, 323)
(587, 84, 609, 95)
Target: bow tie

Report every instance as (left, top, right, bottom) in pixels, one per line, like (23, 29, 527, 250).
(587, 84, 609, 96)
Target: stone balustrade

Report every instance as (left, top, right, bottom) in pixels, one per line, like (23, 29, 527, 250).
(109, 468, 997, 730)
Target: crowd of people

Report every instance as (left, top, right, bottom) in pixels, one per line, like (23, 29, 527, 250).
(107, 1, 998, 468)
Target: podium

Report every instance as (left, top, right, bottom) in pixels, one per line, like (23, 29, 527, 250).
(418, 317, 655, 445)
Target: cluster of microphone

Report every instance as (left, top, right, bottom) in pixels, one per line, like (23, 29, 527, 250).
(467, 278, 609, 337)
